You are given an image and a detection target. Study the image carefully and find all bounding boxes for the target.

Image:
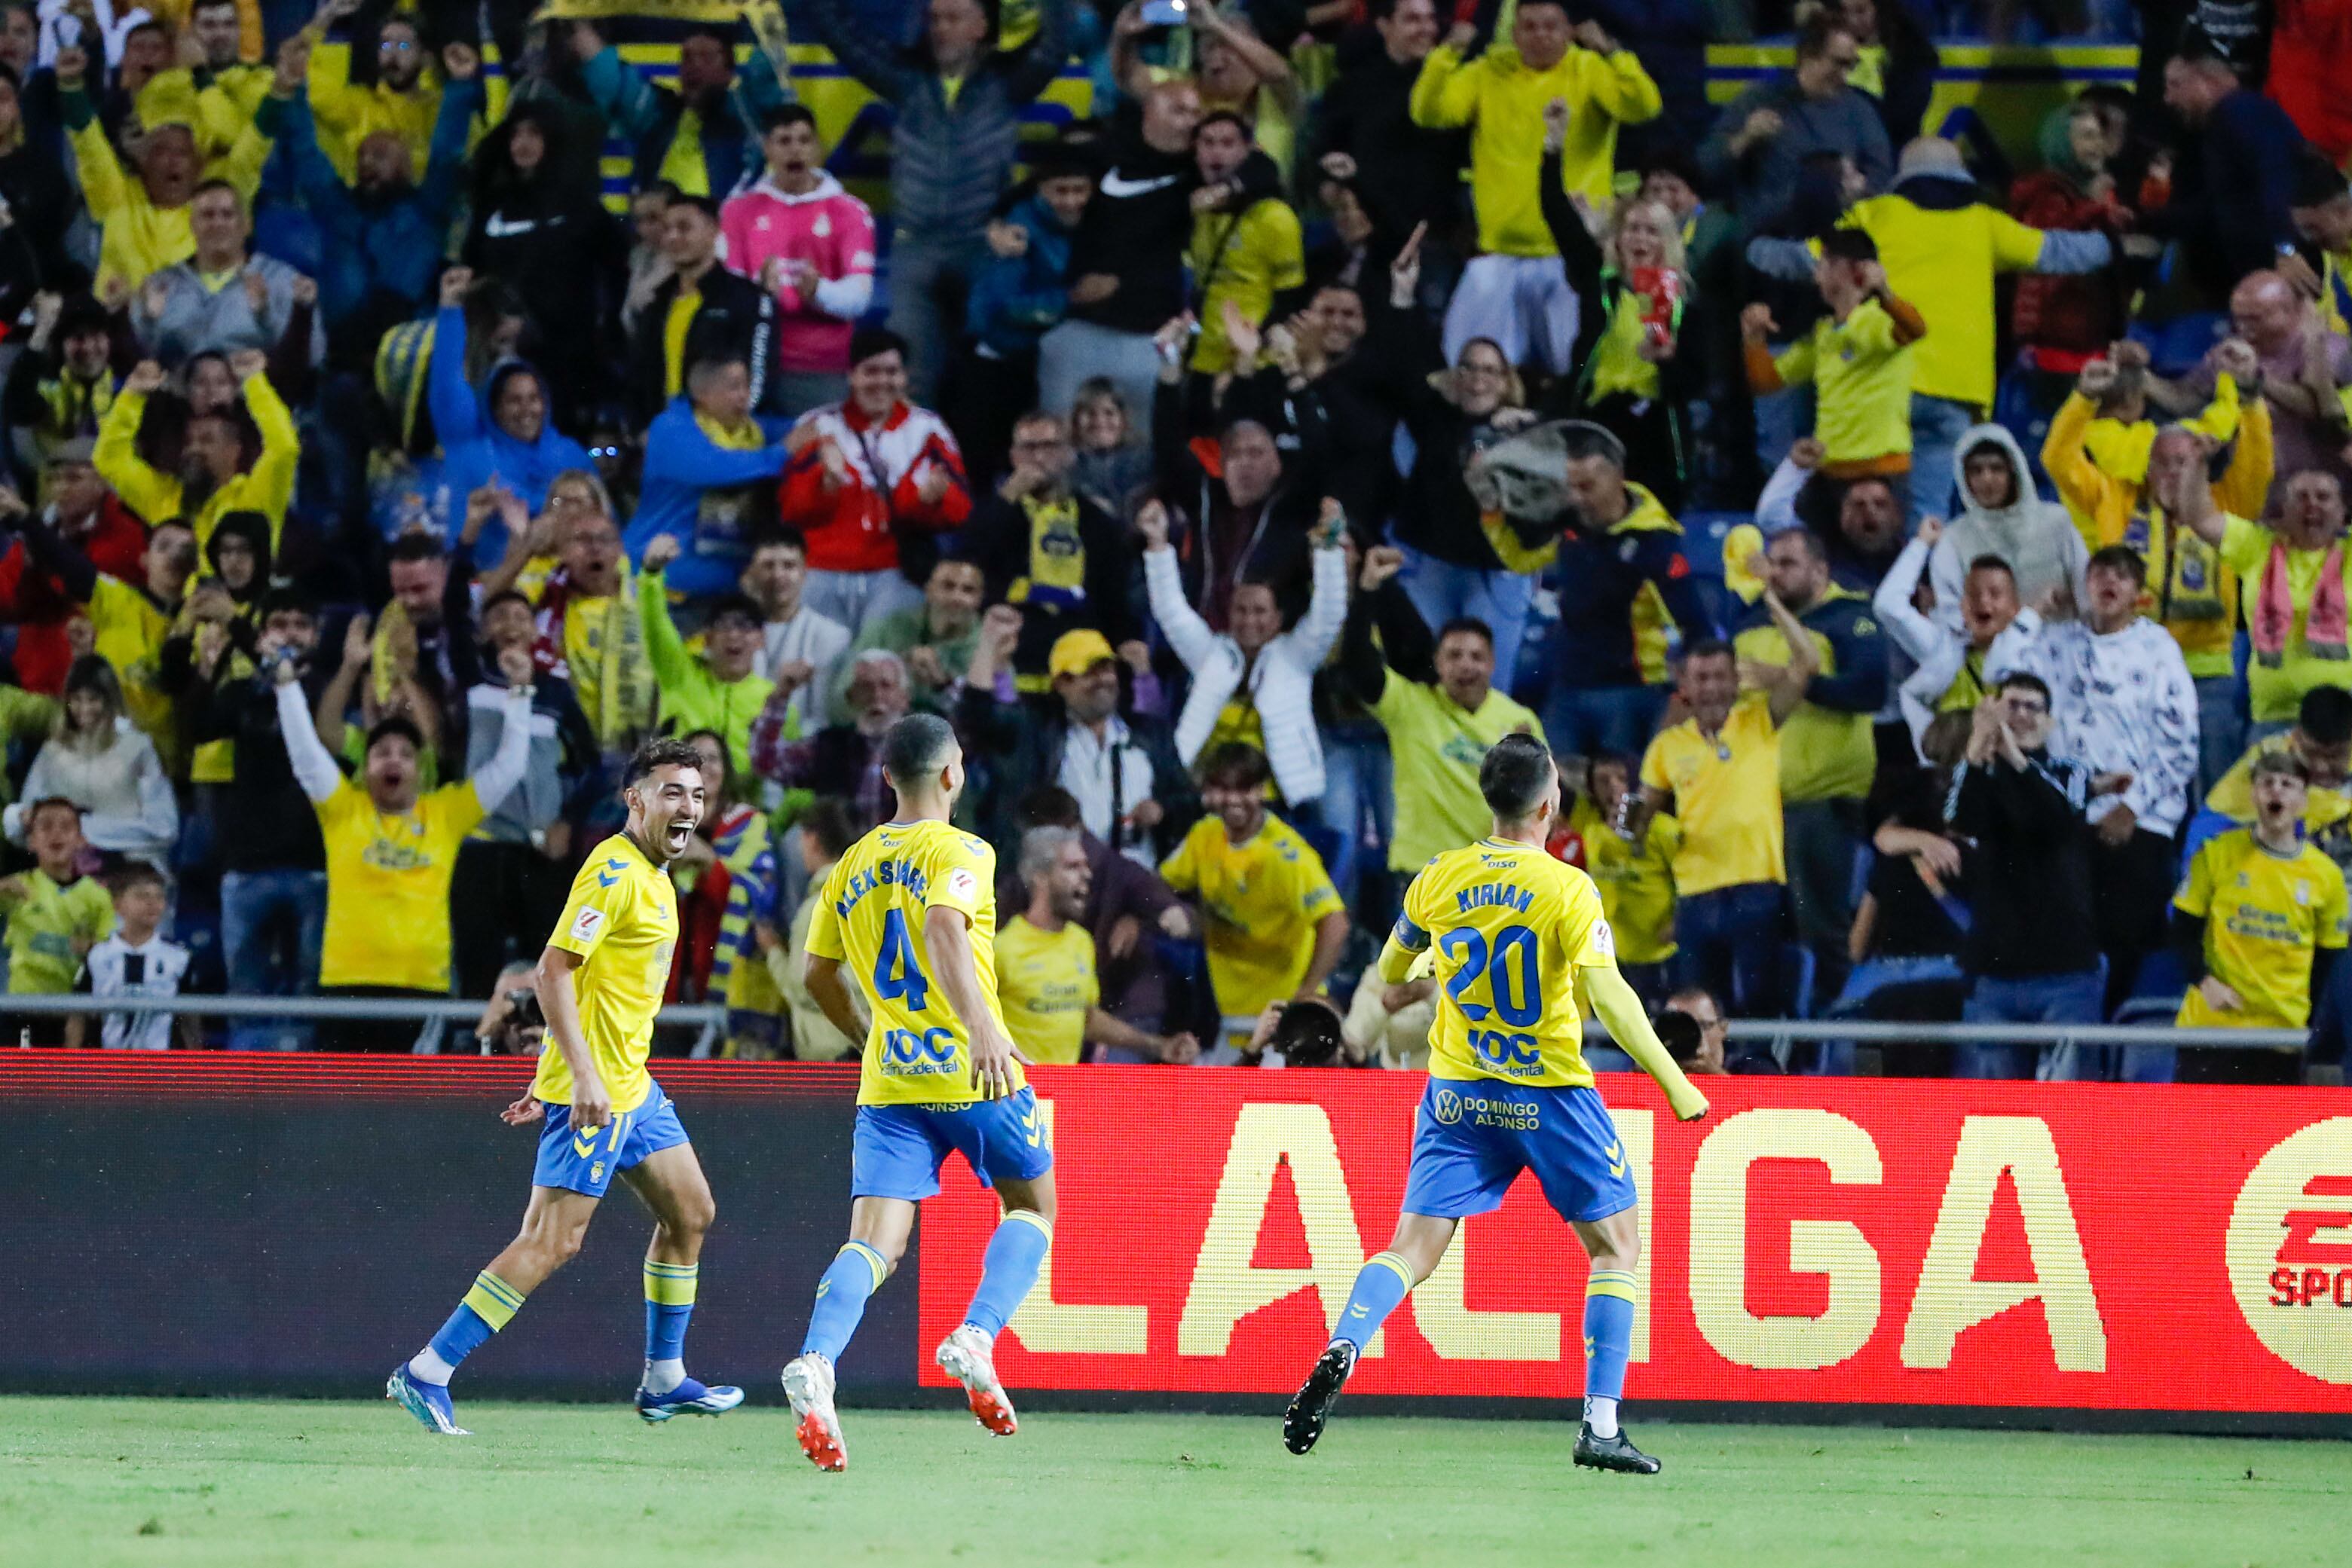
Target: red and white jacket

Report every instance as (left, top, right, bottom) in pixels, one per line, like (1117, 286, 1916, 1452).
(719, 173, 878, 376)
(778, 400, 971, 574)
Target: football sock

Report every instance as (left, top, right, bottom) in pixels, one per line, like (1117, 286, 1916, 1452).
(1329, 1251, 1415, 1352)
(1583, 1269, 1637, 1435)
(801, 1241, 889, 1365)
(412, 1270, 526, 1386)
(962, 1210, 1052, 1338)
(644, 1259, 698, 1392)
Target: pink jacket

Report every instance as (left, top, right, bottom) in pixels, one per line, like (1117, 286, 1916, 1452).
(720, 173, 878, 375)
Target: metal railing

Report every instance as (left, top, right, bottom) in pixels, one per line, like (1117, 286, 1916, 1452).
(0, 994, 731, 1057)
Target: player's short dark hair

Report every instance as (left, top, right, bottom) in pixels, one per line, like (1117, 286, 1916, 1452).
(388, 532, 446, 565)
(1997, 671, 2052, 703)
(2087, 544, 2148, 585)
(800, 796, 860, 862)
(761, 103, 818, 136)
(365, 715, 425, 755)
(881, 712, 958, 788)
(1434, 616, 1494, 650)
(1197, 741, 1272, 793)
(625, 735, 707, 789)
(2299, 686, 2352, 745)
(1479, 733, 1556, 823)
(1964, 553, 2016, 582)
(1653, 1008, 1705, 1068)
(1819, 226, 1879, 265)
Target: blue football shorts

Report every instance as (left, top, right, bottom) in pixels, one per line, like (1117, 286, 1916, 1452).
(850, 1087, 1054, 1201)
(1400, 1078, 1636, 1224)
(532, 1078, 690, 1197)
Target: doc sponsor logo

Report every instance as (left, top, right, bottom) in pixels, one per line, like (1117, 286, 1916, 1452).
(2228, 1118, 2352, 1384)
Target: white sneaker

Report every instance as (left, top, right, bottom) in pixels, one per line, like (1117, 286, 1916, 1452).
(934, 1324, 1018, 1436)
(781, 1354, 846, 1472)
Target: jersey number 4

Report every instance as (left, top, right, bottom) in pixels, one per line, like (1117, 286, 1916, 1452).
(874, 908, 931, 1012)
(1439, 924, 1542, 1026)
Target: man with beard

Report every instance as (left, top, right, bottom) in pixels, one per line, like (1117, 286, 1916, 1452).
(516, 487, 657, 760)
(739, 530, 849, 744)
(573, 12, 792, 205)
(754, 647, 915, 829)
(300, 0, 440, 184)
(261, 34, 480, 366)
(96, 352, 298, 558)
(1757, 438, 1908, 590)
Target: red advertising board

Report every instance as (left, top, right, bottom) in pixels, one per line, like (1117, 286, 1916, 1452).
(918, 1071, 2352, 1415)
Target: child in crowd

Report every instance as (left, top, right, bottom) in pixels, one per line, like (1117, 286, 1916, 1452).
(71, 863, 191, 1050)
(0, 799, 116, 1041)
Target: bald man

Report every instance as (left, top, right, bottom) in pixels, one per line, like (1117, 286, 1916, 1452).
(2160, 270, 2352, 506)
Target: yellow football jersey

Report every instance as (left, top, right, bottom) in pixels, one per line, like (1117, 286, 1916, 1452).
(1396, 836, 1616, 1088)
(805, 818, 1021, 1107)
(314, 778, 487, 992)
(1570, 797, 1681, 967)
(2174, 829, 2348, 1029)
(1160, 815, 1343, 1023)
(994, 915, 1099, 1066)
(534, 833, 677, 1115)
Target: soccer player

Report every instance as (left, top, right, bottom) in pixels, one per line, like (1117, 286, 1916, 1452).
(1283, 734, 1711, 1472)
(385, 739, 744, 1435)
(781, 713, 1055, 1472)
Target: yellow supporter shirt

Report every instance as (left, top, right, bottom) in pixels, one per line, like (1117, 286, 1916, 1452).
(1733, 588, 1879, 802)
(1844, 194, 2047, 410)
(533, 834, 676, 1115)
(313, 778, 487, 992)
(805, 818, 1021, 1108)
(87, 576, 176, 769)
(1186, 197, 1305, 375)
(1367, 667, 1546, 873)
(1161, 814, 1342, 1023)
(1768, 298, 1919, 466)
(2219, 514, 2352, 726)
(1391, 835, 1616, 1088)
(1569, 796, 1680, 966)
(1639, 691, 1785, 894)
(993, 915, 1099, 1067)
(2175, 828, 2348, 1029)
(1586, 289, 1662, 402)
(2206, 734, 2352, 843)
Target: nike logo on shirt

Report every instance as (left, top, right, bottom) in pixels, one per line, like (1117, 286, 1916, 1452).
(1099, 170, 1180, 200)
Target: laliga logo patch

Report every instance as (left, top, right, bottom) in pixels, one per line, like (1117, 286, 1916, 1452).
(1433, 1089, 1464, 1126)
(2228, 1117, 2352, 1383)
(947, 868, 979, 902)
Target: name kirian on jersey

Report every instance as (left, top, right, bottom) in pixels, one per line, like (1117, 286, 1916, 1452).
(832, 857, 931, 916)
(1456, 881, 1535, 914)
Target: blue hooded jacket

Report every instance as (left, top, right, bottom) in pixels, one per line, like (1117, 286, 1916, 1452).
(428, 303, 592, 561)
(965, 191, 1079, 360)
(627, 396, 792, 601)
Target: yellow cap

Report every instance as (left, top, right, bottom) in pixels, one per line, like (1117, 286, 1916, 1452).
(1048, 628, 1116, 679)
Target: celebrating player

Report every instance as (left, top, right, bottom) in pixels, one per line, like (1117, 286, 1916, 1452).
(386, 739, 743, 1435)
(1283, 735, 1711, 1472)
(781, 713, 1054, 1473)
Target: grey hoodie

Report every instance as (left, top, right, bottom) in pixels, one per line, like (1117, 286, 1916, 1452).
(1927, 423, 2090, 628)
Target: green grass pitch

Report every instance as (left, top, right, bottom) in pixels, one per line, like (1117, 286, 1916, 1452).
(2, 1398, 2340, 1567)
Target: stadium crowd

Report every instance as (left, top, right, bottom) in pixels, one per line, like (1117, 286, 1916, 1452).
(3, 0, 2350, 1085)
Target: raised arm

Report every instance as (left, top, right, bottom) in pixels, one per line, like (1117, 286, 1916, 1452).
(466, 683, 538, 814)
(1871, 530, 1943, 662)
(1136, 501, 1221, 671)
(272, 662, 346, 802)
(1750, 589, 1822, 727)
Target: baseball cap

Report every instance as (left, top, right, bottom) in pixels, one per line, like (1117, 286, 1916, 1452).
(1048, 629, 1115, 680)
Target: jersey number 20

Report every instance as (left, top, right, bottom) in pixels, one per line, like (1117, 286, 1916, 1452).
(1439, 924, 1541, 1025)
(874, 908, 930, 1011)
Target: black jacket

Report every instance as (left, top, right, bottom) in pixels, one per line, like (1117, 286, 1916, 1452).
(1151, 375, 1320, 625)
(1311, 39, 1469, 237)
(1224, 356, 1397, 536)
(1066, 125, 1280, 336)
(962, 488, 1140, 678)
(955, 683, 1198, 862)
(1945, 752, 2100, 977)
(625, 264, 778, 426)
(188, 665, 332, 873)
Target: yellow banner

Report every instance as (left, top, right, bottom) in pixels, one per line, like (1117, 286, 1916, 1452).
(531, 0, 750, 23)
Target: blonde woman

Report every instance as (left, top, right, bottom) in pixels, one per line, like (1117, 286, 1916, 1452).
(1540, 98, 1698, 512)
(5, 656, 179, 869)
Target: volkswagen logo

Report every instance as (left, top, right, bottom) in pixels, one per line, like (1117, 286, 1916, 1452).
(1434, 1089, 1464, 1125)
